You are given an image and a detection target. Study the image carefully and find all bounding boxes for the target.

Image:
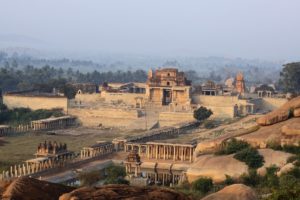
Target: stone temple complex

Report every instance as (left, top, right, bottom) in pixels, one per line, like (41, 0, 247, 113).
(146, 68, 191, 108)
(1, 67, 289, 129)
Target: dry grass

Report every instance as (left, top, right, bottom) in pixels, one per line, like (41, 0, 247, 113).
(0, 127, 142, 171)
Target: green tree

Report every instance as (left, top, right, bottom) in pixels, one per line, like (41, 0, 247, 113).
(194, 106, 213, 121)
(104, 165, 128, 185)
(279, 62, 300, 94)
(191, 177, 213, 194)
(234, 147, 264, 169)
(216, 138, 250, 155)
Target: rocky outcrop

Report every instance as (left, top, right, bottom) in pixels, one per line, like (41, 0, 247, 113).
(201, 184, 257, 200)
(257, 149, 293, 176)
(0, 180, 12, 198)
(59, 184, 191, 200)
(281, 122, 300, 135)
(186, 154, 248, 183)
(294, 108, 300, 117)
(2, 177, 74, 200)
(257, 96, 300, 126)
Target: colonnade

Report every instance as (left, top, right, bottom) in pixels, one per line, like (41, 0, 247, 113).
(80, 142, 114, 159)
(0, 153, 74, 181)
(125, 142, 195, 162)
(31, 116, 76, 131)
(0, 125, 31, 136)
(144, 172, 184, 186)
(258, 90, 273, 98)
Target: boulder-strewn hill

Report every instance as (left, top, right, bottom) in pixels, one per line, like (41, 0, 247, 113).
(1, 177, 191, 200)
(202, 184, 257, 200)
(1, 177, 74, 200)
(59, 184, 191, 200)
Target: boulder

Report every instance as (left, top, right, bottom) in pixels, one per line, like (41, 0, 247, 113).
(2, 177, 74, 200)
(257, 96, 300, 126)
(201, 184, 258, 200)
(294, 108, 300, 117)
(281, 122, 300, 135)
(186, 154, 248, 183)
(277, 163, 295, 176)
(257, 149, 293, 176)
(59, 184, 191, 200)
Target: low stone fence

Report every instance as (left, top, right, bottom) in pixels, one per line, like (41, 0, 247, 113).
(125, 121, 200, 144)
(0, 124, 31, 136)
(0, 116, 77, 137)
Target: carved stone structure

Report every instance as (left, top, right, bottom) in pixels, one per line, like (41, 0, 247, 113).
(31, 116, 76, 131)
(235, 72, 245, 94)
(146, 68, 191, 108)
(125, 142, 196, 163)
(36, 140, 69, 157)
(80, 141, 114, 159)
(124, 150, 141, 177)
(201, 81, 223, 96)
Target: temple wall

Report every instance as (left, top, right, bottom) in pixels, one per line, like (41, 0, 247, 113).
(102, 91, 146, 106)
(159, 112, 194, 127)
(3, 95, 68, 111)
(75, 93, 102, 103)
(192, 95, 239, 106)
(260, 97, 287, 112)
(68, 107, 141, 128)
(192, 95, 237, 118)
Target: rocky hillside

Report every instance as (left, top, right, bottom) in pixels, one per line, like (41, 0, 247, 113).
(1, 177, 191, 200)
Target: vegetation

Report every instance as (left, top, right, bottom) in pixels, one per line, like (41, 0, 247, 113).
(279, 62, 300, 94)
(78, 170, 104, 186)
(193, 106, 213, 121)
(191, 177, 213, 194)
(215, 138, 250, 155)
(0, 64, 147, 98)
(203, 120, 217, 129)
(0, 108, 64, 126)
(104, 165, 129, 185)
(234, 147, 264, 169)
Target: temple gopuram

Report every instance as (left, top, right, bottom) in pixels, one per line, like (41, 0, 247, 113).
(146, 68, 191, 108)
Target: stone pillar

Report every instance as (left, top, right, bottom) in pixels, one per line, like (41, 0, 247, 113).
(173, 146, 175, 161)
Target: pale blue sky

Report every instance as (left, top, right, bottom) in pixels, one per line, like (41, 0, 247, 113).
(0, 0, 299, 60)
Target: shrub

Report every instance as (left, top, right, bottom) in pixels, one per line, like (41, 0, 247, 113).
(234, 147, 264, 169)
(78, 170, 103, 186)
(194, 106, 213, 121)
(203, 120, 216, 129)
(224, 174, 234, 185)
(240, 169, 260, 186)
(282, 144, 300, 155)
(215, 138, 250, 155)
(262, 165, 279, 188)
(267, 174, 300, 200)
(104, 165, 128, 185)
(191, 177, 213, 194)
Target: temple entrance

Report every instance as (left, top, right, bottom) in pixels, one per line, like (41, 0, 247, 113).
(162, 89, 172, 105)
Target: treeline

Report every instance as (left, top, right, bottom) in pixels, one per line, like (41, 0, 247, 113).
(0, 64, 148, 95)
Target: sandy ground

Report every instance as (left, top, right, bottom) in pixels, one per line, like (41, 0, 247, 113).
(154, 115, 261, 144)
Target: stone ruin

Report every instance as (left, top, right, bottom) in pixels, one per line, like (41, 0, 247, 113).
(36, 140, 68, 156)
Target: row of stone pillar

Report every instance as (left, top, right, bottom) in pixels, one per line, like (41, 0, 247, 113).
(0, 125, 31, 136)
(80, 144, 114, 159)
(0, 154, 74, 181)
(125, 143, 194, 162)
(146, 145, 193, 162)
(32, 118, 75, 131)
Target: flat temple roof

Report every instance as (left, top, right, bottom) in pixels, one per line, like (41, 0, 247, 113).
(31, 115, 76, 123)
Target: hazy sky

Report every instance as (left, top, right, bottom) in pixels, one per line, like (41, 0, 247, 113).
(0, 0, 299, 60)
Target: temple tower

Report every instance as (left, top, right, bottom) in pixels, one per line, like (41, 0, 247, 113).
(235, 72, 245, 94)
